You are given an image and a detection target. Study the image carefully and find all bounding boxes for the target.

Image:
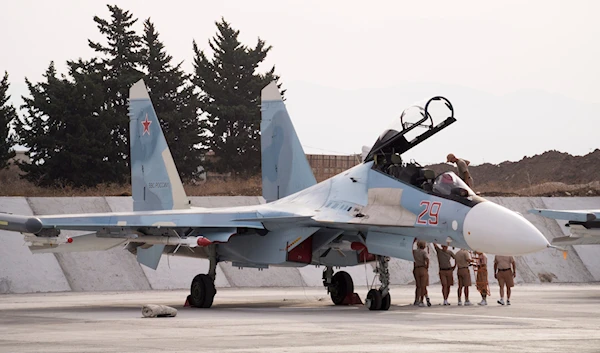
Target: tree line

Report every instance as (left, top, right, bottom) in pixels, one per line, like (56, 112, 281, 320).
(0, 5, 282, 187)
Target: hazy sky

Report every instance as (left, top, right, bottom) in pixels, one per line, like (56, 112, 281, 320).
(1, 0, 599, 165)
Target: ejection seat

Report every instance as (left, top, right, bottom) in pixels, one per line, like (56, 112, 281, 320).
(386, 153, 403, 178)
(413, 169, 435, 191)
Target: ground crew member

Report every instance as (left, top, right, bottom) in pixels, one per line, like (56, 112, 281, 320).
(494, 255, 516, 305)
(446, 153, 474, 188)
(455, 248, 472, 306)
(434, 243, 455, 305)
(474, 251, 490, 305)
(413, 240, 430, 307)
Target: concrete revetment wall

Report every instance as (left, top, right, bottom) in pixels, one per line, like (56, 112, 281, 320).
(0, 196, 598, 293)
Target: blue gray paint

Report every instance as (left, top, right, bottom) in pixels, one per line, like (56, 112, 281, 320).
(261, 99, 316, 202)
(129, 86, 186, 212)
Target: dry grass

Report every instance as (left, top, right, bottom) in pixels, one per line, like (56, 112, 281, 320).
(184, 176, 262, 196)
(0, 165, 262, 197)
(478, 181, 600, 197)
(1, 163, 598, 198)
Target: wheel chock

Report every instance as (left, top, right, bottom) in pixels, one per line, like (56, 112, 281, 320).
(342, 293, 363, 305)
(184, 295, 192, 307)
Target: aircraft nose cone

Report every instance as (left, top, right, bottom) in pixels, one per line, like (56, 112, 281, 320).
(463, 202, 549, 255)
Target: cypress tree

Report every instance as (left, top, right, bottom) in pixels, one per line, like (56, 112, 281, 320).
(141, 19, 208, 179)
(15, 61, 113, 187)
(0, 71, 16, 169)
(88, 5, 143, 182)
(192, 18, 283, 175)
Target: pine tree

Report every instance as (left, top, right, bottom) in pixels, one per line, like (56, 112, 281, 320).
(192, 19, 282, 175)
(0, 71, 16, 169)
(141, 19, 208, 179)
(15, 61, 114, 187)
(88, 5, 143, 183)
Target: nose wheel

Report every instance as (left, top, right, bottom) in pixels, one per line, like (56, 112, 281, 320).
(365, 256, 391, 310)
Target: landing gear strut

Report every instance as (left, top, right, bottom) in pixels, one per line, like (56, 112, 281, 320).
(366, 255, 391, 310)
(323, 266, 355, 305)
(188, 245, 217, 308)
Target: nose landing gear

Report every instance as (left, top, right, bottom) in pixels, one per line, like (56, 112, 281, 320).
(366, 255, 391, 310)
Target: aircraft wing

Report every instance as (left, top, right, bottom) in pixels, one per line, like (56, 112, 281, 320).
(0, 209, 264, 234)
(0, 207, 320, 268)
(529, 208, 600, 246)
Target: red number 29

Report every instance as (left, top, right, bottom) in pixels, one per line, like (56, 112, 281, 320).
(417, 201, 442, 225)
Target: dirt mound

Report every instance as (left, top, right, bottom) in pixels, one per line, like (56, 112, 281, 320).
(426, 150, 600, 196)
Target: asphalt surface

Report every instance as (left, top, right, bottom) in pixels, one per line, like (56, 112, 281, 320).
(1, 284, 599, 352)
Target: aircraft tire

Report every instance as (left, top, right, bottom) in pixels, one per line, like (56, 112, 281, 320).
(200, 274, 217, 308)
(366, 289, 382, 310)
(189, 274, 217, 308)
(330, 271, 354, 305)
(379, 291, 391, 311)
(189, 274, 207, 308)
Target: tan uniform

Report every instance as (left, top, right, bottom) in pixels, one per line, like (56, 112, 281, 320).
(413, 248, 429, 290)
(475, 254, 489, 296)
(495, 255, 515, 288)
(435, 247, 455, 287)
(455, 249, 472, 286)
(456, 158, 474, 187)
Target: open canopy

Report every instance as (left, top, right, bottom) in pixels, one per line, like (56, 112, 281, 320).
(364, 96, 456, 162)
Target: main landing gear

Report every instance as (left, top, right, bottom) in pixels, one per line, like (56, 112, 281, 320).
(188, 246, 217, 308)
(323, 266, 362, 305)
(365, 255, 391, 311)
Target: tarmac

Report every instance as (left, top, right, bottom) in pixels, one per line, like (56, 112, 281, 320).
(1, 284, 600, 353)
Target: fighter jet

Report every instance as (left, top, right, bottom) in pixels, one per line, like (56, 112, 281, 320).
(0, 79, 550, 310)
(529, 209, 600, 245)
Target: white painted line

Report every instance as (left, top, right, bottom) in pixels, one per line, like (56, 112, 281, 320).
(417, 311, 561, 322)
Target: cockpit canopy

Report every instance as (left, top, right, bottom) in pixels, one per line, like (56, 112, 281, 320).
(364, 96, 455, 162)
(367, 97, 477, 202)
(433, 172, 475, 197)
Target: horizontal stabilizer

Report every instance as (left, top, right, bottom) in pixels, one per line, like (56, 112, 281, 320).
(552, 236, 600, 246)
(529, 209, 598, 222)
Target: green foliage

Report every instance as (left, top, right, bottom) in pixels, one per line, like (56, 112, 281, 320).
(88, 4, 144, 182)
(141, 19, 209, 180)
(15, 62, 115, 187)
(15, 8, 281, 187)
(192, 18, 283, 175)
(0, 71, 16, 169)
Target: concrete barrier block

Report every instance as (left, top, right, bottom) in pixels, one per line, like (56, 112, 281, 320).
(541, 197, 600, 281)
(0, 197, 70, 294)
(27, 197, 151, 291)
(219, 263, 306, 287)
(142, 257, 230, 289)
(104, 197, 231, 289)
(488, 197, 594, 283)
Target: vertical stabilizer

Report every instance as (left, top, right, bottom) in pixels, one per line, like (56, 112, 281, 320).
(261, 82, 316, 202)
(129, 79, 190, 211)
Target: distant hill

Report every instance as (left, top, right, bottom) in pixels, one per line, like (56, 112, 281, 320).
(426, 150, 600, 196)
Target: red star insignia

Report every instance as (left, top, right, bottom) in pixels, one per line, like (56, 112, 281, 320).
(141, 114, 152, 135)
